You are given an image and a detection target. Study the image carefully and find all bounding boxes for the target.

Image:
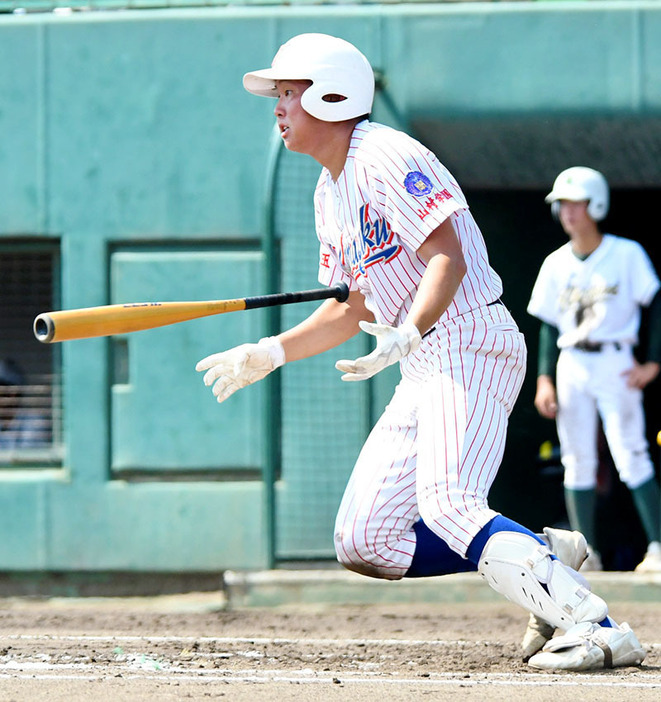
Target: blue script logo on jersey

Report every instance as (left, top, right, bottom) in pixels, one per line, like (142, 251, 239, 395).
(342, 203, 402, 278)
(404, 171, 434, 197)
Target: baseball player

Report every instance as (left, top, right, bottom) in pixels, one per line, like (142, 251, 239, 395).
(528, 166, 661, 574)
(196, 35, 645, 670)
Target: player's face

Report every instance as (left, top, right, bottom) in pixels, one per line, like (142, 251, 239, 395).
(274, 80, 325, 156)
(558, 199, 592, 235)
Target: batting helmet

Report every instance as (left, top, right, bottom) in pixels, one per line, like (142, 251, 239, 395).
(243, 33, 375, 122)
(545, 167, 610, 221)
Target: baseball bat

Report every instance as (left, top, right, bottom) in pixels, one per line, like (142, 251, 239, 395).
(33, 282, 350, 344)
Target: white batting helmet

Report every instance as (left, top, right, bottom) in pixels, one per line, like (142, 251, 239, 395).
(243, 33, 375, 122)
(545, 167, 610, 221)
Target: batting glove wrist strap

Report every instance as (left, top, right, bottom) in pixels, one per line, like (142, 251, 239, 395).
(257, 336, 286, 369)
(335, 319, 421, 382)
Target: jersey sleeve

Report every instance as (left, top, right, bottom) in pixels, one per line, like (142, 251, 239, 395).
(366, 130, 467, 252)
(628, 241, 661, 306)
(527, 256, 560, 326)
(316, 240, 356, 290)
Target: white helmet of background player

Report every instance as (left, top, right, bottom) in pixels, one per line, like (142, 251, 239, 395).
(243, 33, 375, 122)
(545, 167, 610, 222)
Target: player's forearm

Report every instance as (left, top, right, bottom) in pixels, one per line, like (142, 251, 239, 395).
(538, 322, 559, 379)
(644, 289, 661, 363)
(278, 291, 373, 362)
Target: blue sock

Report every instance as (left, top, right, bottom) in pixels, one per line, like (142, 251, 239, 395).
(465, 515, 547, 565)
(405, 520, 477, 577)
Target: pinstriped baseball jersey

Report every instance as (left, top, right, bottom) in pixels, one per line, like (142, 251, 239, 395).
(322, 120, 528, 567)
(315, 121, 503, 328)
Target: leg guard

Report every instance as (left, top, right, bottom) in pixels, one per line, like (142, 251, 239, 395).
(478, 531, 608, 631)
(521, 527, 589, 661)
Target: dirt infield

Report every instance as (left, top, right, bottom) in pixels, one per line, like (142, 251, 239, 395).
(0, 595, 660, 701)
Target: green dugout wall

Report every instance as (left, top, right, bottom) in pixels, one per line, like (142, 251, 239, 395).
(0, 2, 660, 574)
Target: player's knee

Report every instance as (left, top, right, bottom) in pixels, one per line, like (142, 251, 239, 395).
(333, 527, 402, 580)
(417, 498, 479, 541)
(561, 455, 598, 490)
(614, 456, 654, 488)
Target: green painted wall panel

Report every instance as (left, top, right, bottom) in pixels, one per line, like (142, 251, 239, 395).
(0, 480, 50, 569)
(0, 468, 266, 572)
(109, 249, 266, 472)
(45, 482, 266, 570)
(43, 15, 264, 237)
(0, 478, 267, 570)
(0, 23, 44, 232)
(383, 5, 658, 115)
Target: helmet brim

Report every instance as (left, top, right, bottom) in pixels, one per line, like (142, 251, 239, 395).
(544, 186, 589, 204)
(243, 68, 313, 98)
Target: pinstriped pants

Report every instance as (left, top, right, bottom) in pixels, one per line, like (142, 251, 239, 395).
(334, 303, 527, 579)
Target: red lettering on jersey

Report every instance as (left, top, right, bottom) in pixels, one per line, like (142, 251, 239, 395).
(416, 208, 431, 220)
(435, 189, 452, 203)
(320, 252, 331, 268)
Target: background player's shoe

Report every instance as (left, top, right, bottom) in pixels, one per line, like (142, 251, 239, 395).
(527, 621, 645, 671)
(634, 541, 661, 573)
(521, 527, 588, 661)
(579, 545, 603, 572)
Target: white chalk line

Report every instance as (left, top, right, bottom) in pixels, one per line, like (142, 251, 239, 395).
(3, 633, 659, 649)
(2, 634, 481, 647)
(0, 667, 661, 688)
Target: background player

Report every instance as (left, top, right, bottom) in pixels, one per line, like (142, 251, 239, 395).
(527, 166, 661, 573)
(197, 35, 645, 669)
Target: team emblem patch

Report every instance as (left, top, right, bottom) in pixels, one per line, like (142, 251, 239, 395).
(404, 171, 433, 197)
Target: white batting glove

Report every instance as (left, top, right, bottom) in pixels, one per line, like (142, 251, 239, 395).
(195, 336, 285, 403)
(335, 320, 421, 382)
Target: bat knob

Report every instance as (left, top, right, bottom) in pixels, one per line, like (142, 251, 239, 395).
(34, 314, 55, 343)
(333, 282, 350, 303)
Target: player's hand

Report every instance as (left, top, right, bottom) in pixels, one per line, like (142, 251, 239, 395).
(623, 360, 660, 390)
(534, 376, 558, 419)
(335, 320, 421, 382)
(196, 337, 285, 403)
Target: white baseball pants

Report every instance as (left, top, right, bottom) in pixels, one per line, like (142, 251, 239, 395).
(556, 345, 655, 490)
(334, 304, 527, 580)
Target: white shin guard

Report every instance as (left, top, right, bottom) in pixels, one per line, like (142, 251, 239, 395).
(478, 531, 608, 631)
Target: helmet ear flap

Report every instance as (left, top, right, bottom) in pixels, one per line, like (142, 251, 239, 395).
(587, 194, 609, 222)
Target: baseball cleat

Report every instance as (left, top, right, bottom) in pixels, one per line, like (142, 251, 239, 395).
(521, 527, 588, 661)
(634, 541, 661, 573)
(521, 614, 555, 662)
(527, 621, 646, 671)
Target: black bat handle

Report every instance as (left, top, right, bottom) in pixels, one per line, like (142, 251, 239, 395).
(244, 282, 349, 310)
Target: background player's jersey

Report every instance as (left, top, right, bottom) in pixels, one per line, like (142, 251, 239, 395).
(315, 120, 503, 327)
(527, 234, 660, 348)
